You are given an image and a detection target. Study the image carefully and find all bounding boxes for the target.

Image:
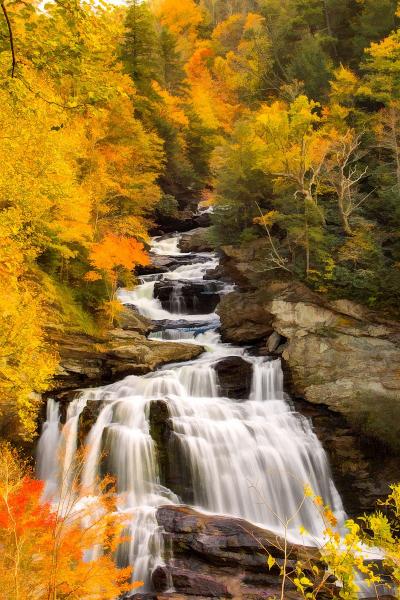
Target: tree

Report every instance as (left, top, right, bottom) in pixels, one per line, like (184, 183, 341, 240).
(211, 118, 272, 245)
(0, 216, 57, 441)
(152, 0, 203, 58)
(255, 96, 329, 274)
(122, 0, 160, 94)
(0, 444, 141, 600)
(324, 129, 370, 236)
(352, 0, 399, 61)
(158, 25, 187, 92)
(0, 0, 166, 441)
(361, 28, 400, 103)
(86, 234, 150, 322)
(212, 12, 272, 103)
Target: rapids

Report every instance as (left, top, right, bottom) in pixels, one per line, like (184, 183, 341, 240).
(37, 230, 347, 592)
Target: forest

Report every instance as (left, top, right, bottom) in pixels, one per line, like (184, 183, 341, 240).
(1, 0, 400, 599)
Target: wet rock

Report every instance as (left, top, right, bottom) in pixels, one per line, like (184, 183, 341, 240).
(217, 291, 274, 343)
(138, 255, 173, 275)
(149, 400, 173, 486)
(78, 400, 103, 445)
(214, 356, 253, 399)
(203, 263, 230, 282)
(179, 228, 213, 253)
(157, 505, 317, 566)
(148, 400, 194, 503)
(275, 342, 288, 355)
(153, 566, 232, 598)
(155, 505, 318, 600)
(154, 281, 220, 315)
(139, 253, 212, 277)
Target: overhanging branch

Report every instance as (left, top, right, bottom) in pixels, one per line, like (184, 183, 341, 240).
(1, 1, 16, 77)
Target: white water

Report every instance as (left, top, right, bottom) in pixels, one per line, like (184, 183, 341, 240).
(151, 235, 183, 256)
(38, 230, 348, 592)
(37, 399, 61, 500)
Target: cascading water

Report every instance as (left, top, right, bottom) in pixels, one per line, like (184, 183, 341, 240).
(37, 399, 61, 500)
(37, 230, 347, 592)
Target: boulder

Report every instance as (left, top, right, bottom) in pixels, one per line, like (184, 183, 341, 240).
(49, 329, 204, 397)
(156, 504, 313, 564)
(139, 253, 213, 277)
(266, 331, 282, 353)
(155, 505, 320, 600)
(148, 399, 195, 502)
(217, 291, 274, 343)
(154, 281, 221, 315)
(179, 228, 213, 253)
(78, 400, 103, 445)
(151, 209, 211, 235)
(106, 331, 205, 379)
(214, 356, 253, 399)
(220, 240, 275, 289)
(116, 306, 154, 335)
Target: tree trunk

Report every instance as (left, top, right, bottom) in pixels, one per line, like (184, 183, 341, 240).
(338, 196, 353, 236)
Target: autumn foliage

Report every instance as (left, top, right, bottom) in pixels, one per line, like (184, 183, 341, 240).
(0, 445, 141, 600)
(86, 234, 150, 322)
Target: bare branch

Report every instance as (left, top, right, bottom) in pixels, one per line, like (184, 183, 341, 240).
(1, 1, 16, 77)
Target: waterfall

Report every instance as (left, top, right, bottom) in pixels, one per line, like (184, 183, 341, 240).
(170, 282, 186, 314)
(37, 399, 60, 500)
(37, 231, 347, 591)
(151, 235, 182, 256)
(250, 357, 285, 401)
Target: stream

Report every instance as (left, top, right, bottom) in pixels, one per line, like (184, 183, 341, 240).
(37, 225, 348, 592)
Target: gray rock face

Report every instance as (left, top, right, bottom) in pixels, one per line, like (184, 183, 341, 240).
(265, 282, 400, 453)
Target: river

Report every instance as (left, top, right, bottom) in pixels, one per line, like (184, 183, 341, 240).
(37, 224, 347, 592)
